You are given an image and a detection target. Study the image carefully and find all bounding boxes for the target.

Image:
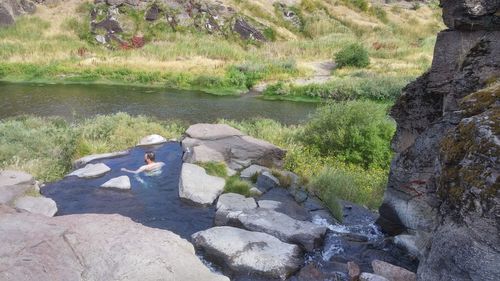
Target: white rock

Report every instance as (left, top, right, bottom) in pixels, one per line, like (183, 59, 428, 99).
(67, 163, 111, 178)
(14, 196, 57, 217)
(137, 134, 167, 146)
(216, 208, 327, 251)
(101, 176, 131, 190)
(186, 124, 244, 140)
(73, 150, 129, 168)
(179, 163, 225, 205)
(226, 167, 237, 177)
(249, 187, 263, 196)
(258, 200, 282, 210)
(192, 226, 303, 279)
(216, 193, 257, 211)
(240, 164, 269, 179)
(0, 170, 33, 188)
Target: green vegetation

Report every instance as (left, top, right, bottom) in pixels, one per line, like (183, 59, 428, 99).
(198, 161, 228, 178)
(0, 113, 185, 182)
(335, 43, 370, 68)
(300, 100, 395, 169)
(224, 176, 252, 196)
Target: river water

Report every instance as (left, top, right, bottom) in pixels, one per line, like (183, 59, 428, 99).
(0, 82, 317, 124)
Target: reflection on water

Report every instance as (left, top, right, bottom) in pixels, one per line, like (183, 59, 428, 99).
(41, 142, 215, 239)
(0, 82, 317, 124)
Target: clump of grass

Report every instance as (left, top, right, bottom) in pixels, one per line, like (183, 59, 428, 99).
(250, 172, 259, 184)
(335, 43, 370, 68)
(224, 176, 252, 196)
(271, 169, 293, 188)
(197, 161, 228, 178)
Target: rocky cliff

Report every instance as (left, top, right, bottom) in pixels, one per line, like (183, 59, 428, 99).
(376, 0, 500, 280)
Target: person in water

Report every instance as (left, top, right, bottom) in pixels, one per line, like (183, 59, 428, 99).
(121, 151, 164, 175)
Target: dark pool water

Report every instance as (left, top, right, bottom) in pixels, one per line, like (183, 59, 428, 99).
(41, 142, 215, 239)
(0, 82, 317, 124)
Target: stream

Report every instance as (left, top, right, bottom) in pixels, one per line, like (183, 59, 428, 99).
(41, 143, 418, 281)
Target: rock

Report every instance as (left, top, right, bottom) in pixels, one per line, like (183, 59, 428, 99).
(377, 3, 500, 280)
(105, 0, 139, 6)
(311, 209, 337, 225)
(14, 196, 57, 217)
(0, 212, 229, 281)
(0, 170, 34, 187)
(95, 34, 107, 44)
(258, 199, 281, 210)
(348, 261, 361, 281)
(178, 163, 225, 205)
(233, 18, 266, 41)
(192, 226, 303, 279)
(67, 163, 111, 178)
(371, 260, 416, 281)
(292, 188, 308, 203)
(101, 176, 131, 190)
(73, 150, 129, 168)
(256, 171, 280, 191)
(226, 167, 237, 177)
(0, 4, 15, 26)
(145, 3, 161, 21)
(186, 123, 244, 139)
(295, 263, 336, 281)
(0, 0, 36, 26)
(216, 208, 327, 251)
(240, 164, 269, 179)
(182, 124, 285, 170)
(216, 193, 257, 211)
(441, 0, 500, 30)
(359, 273, 389, 281)
(137, 134, 167, 146)
(303, 196, 326, 212)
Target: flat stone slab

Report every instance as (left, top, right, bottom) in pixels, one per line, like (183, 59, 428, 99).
(73, 150, 129, 168)
(192, 226, 303, 279)
(258, 200, 282, 210)
(240, 164, 269, 179)
(216, 193, 257, 211)
(14, 196, 57, 217)
(101, 176, 131, 190)
(217, 208, 327, 251)
(0, 170, 33, 188)
(67, 163, 111, 178)
(186, 124, 244, 140)
(179, 163, 225, 205)
(137, 134, 167, 146)
(256, 171, 280, 191)
(0, 184, 32, 205)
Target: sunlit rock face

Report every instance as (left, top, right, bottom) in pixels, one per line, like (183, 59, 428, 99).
(376, 0, 500, 280)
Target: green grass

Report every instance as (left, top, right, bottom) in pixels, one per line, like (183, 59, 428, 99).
(197, 161, 228, 178)
(224, 176, 252, 196)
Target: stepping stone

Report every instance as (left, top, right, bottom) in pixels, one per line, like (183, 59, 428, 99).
(192, 226, 303, 279)
(67, 163, 111, 178)
(217, 193, 257, 212)
(101, 176, 131, 190)
(73, 150, 129, 168)
(240, 164, 269, 179)
(256, 171, 280, 191)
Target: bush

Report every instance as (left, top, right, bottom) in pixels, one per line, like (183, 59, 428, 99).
(300, 100, 395, 169)
(197, 161, 228, 178)
(335, 43, 370, 68)
(224, 176, 252, 196)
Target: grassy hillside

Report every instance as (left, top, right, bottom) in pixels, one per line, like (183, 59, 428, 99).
(0, 0, 443, 97)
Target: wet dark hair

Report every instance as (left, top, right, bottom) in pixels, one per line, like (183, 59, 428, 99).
(145, 151, 155, 161)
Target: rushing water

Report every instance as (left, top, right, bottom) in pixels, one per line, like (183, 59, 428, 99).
(0, 82, 317, 124)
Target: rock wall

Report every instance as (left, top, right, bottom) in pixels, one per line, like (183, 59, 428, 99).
(376, 0, 500, 280)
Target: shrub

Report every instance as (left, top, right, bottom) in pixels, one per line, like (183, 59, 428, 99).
(224, 176, 252, 196)
(198, 161, 228, 178)
(299, 100, 395, 169)
(263, 27, 277, 41)
(335, 43, 370, 68)
(309, 168, 346, 221)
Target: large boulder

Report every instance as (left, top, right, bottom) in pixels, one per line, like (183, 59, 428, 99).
(0, 212, 229, 281)
(0, 0, 36, 27)
(215, 208, 327, 251)
(371, 260, 416, 281)
(178, 163, 225, 205)
(137, 134, 167, 146)
(240, 164, 270, 179)
(0, 170, 36, 205)
(216, 193, 257, 211)
(182, 124, 286, 170)
(376, 2, 500, 280)
(14, 196, 57, 217)
(67, 163, 111, 178)
(192, 226, 303, 279)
